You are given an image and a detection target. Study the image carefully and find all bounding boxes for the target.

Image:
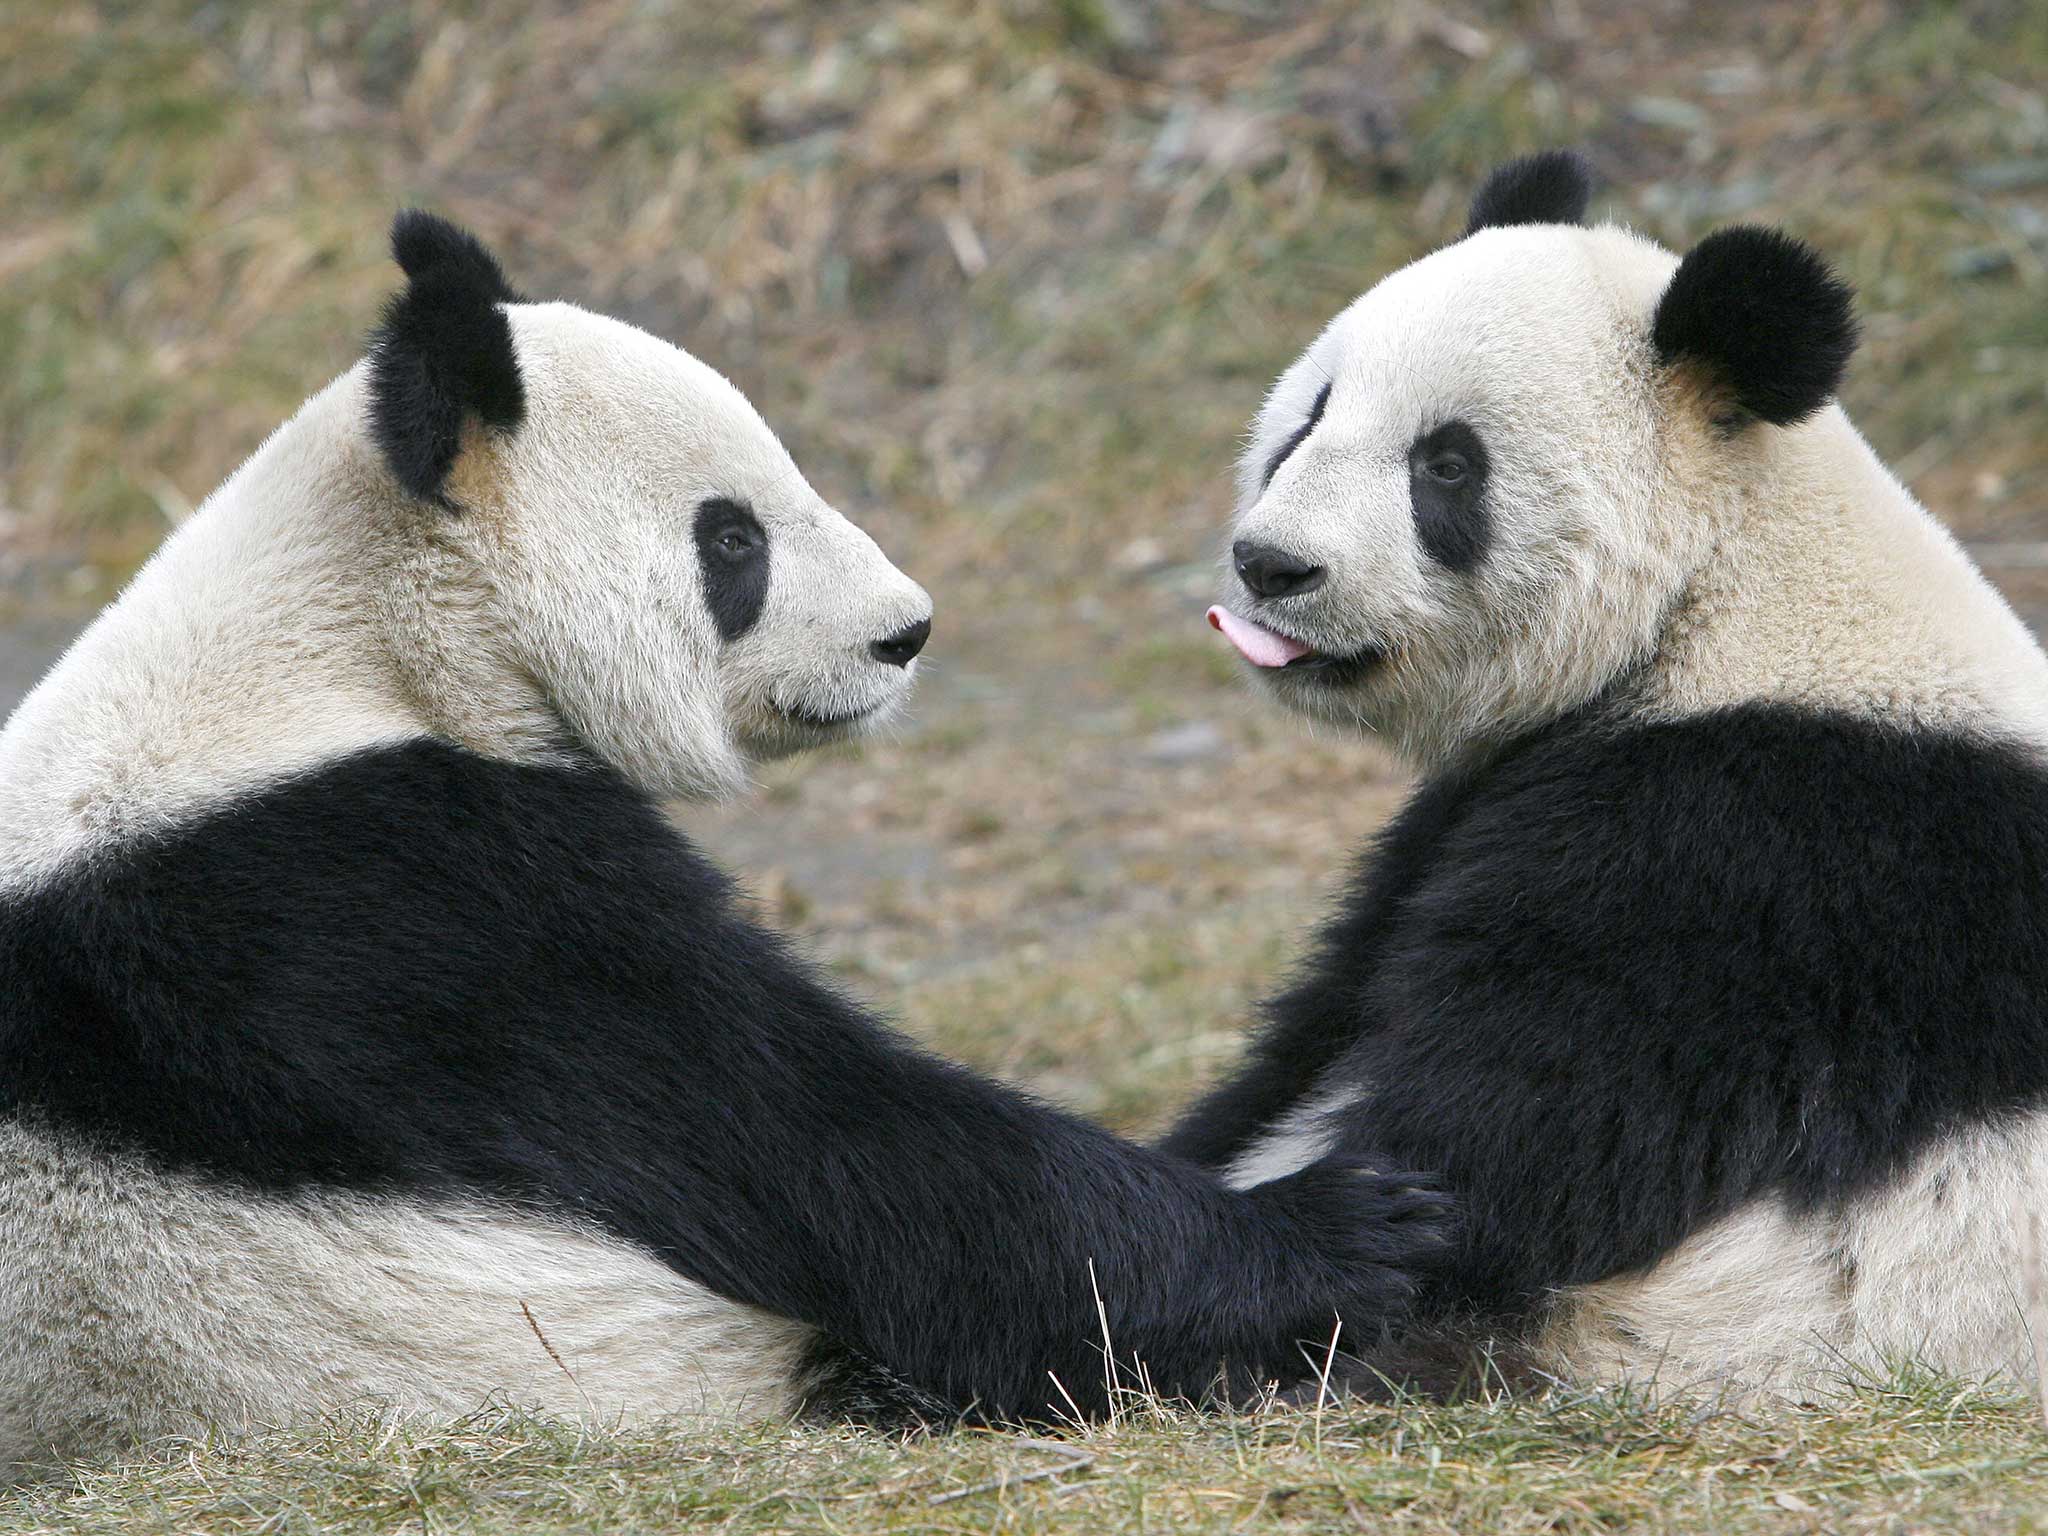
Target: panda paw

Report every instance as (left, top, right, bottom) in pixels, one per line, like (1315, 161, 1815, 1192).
(793, 1332, 965, 1430)
(1246, 1157, 1460, 1323)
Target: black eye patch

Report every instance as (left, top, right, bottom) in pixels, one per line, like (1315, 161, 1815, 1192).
(1261, 380, 1332, 490)
(693, 497, 770, 641)
(1407, 420, 1490, 571)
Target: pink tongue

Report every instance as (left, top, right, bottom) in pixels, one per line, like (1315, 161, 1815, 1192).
(1207, 605, 1313, 668)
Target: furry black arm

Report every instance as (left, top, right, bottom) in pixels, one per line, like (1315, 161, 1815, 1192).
(0, 739, 1453, 1422)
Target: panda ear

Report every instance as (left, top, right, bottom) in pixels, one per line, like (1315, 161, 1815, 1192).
(1464, 150, 1593, 236)
(1651, 226, 1858, 428)
(368, 210, 528, 503)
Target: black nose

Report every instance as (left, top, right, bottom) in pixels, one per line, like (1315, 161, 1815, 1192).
(1233, 540, 1326, 599)
(870, 616, 931, 667)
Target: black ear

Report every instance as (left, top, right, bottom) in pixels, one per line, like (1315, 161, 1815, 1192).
(367, 210, 527, 502)
(1650, 226, 1857, 427)
(1464, 150, 1593, 236)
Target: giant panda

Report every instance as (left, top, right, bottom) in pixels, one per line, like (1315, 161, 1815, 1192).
(0, 212, 1449, 1473)
(1177, 151, 2048, 1401)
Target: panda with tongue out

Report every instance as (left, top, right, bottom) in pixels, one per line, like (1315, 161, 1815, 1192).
(1185, 151, 2048, 1399)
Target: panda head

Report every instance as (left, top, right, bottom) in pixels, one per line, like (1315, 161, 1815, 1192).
(365, 212, 932, 799)
(1208, 151, 1858, 767)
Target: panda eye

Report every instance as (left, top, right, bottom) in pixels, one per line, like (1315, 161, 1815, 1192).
(1406, 419, 1489, 572)
(1261, 379, 1333, 490)
(694, 498, 771, 640)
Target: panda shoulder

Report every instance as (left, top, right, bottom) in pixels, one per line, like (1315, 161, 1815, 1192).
(55, 739, 759, 972)
(1407, 705, 2048, 953)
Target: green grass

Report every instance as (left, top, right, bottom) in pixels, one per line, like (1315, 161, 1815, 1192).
(8, 1375, 2048, 1534)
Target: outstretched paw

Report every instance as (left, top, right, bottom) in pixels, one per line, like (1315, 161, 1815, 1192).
(794, 1333, 964, 1431)
(1251, 1157, 1459, 1317)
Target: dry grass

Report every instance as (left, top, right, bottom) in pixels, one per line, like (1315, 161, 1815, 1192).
(6, 0, 2048, 1529)
(6, 1, 2045, 601)
(7, 1375, 2048, 1534)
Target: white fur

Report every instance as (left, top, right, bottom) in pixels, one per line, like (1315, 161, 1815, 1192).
(1223, 1084, 1361, 1192)
(1638, 418, 2048, 746)
(1225, 217, 2048, 1400)
(0, 1122, 808, 1475)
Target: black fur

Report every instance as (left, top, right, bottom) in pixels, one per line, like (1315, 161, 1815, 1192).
(367, 211, 527, 502)
(1407, 420, 1489, 571)
(693, 497, 771, 642)
(1161, 760, 1491, 1172)
(1168, 703, 2048, 1333)
(1464, 151, 1593, 237)
(1262, 380, 1332, 490)
(795, 1334, 961, 1431)
(1651, 226, 1858, 427)
(0, 739, 1454, 1422)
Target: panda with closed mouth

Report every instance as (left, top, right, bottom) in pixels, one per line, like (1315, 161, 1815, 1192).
(0, 213, 1449, 1472)
(1179, 151, 2048, 1399)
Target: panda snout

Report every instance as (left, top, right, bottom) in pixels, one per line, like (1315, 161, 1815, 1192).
(1233, 540, 1327, 600)
(868, 616, 931, 668)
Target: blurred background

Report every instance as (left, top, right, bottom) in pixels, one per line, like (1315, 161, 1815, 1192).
(6, 0, 2045, 1132)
